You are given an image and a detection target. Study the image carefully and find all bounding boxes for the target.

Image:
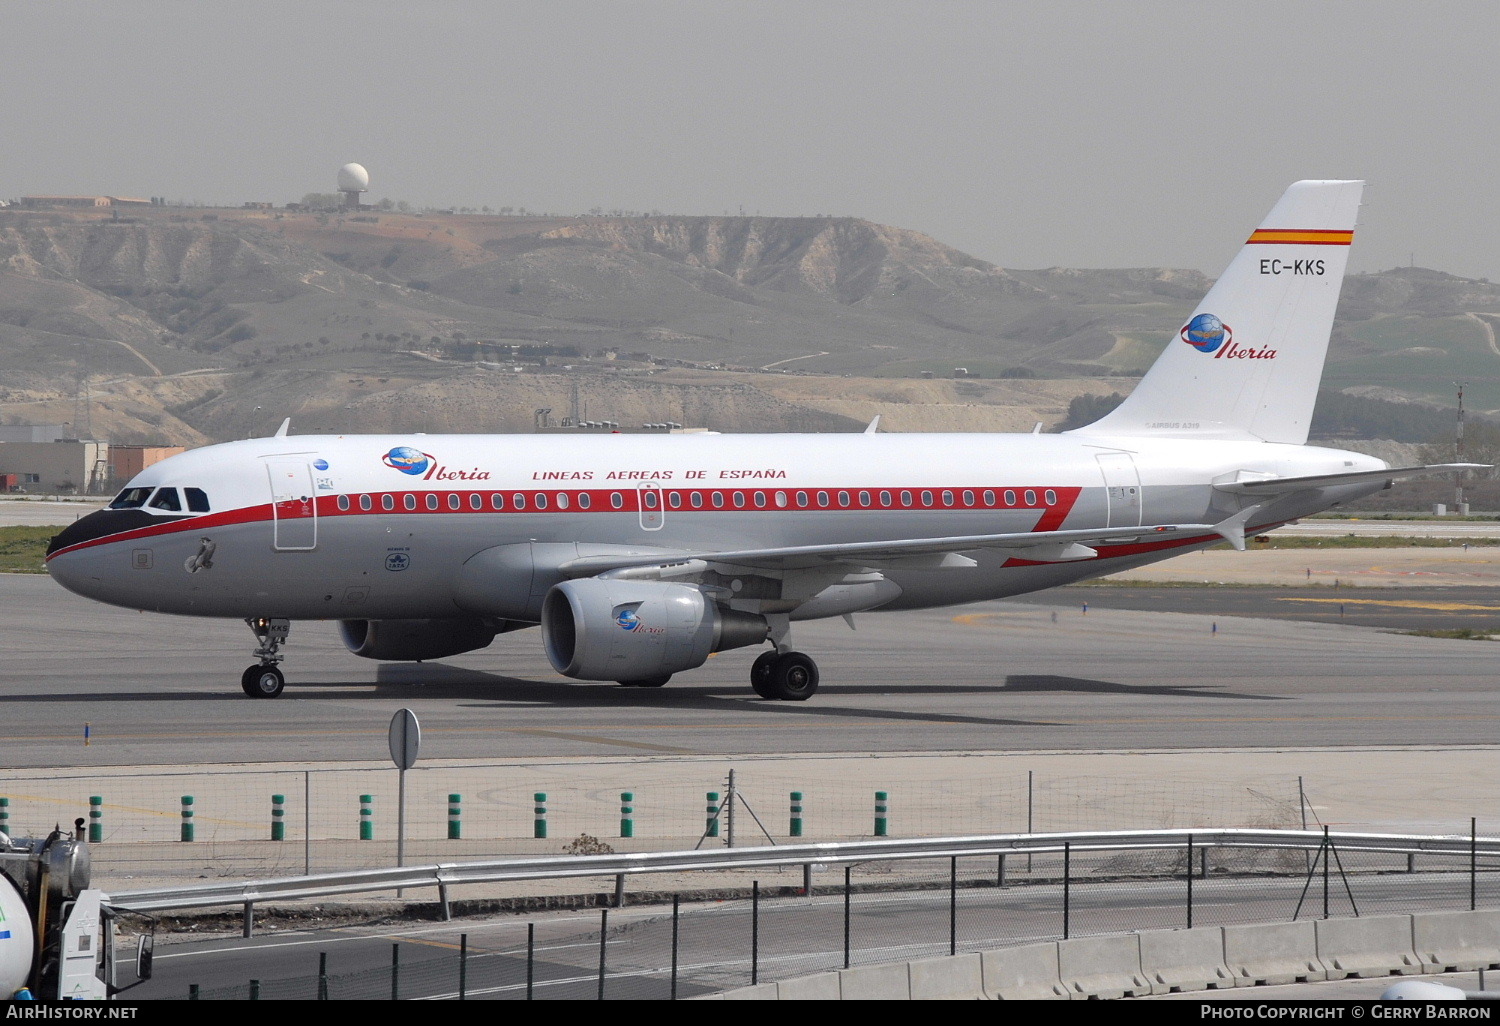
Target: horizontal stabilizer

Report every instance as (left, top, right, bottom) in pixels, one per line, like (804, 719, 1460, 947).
(1214, 464, 1487, 495)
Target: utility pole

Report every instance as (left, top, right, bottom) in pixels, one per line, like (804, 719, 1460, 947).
(1456, 382, 1467, 514)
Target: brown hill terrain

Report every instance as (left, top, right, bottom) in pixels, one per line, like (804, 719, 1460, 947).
(2, 205, 1499, 445)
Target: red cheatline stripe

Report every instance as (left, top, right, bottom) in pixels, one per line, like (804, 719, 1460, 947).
(1246, 228, 1353, 245)
(47, 484, 1084, 559)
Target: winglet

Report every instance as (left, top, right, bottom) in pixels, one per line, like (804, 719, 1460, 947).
(274, 418, 291, 439)
(1212, 506, 1262, 551)
(864, 416, 881, 435)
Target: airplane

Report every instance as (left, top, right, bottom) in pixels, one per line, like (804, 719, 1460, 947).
(45, 180, 1478, 700)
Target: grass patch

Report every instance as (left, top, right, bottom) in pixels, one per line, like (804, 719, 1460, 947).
(1400, 628, 1498, 641)
(0, 526, 55, 574)
(1240, 536, 1500, 549)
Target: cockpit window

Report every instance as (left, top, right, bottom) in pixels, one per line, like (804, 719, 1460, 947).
(109, 487, 153, 509)
(148, 488, 182, 512)
(184, 488, 211, 513)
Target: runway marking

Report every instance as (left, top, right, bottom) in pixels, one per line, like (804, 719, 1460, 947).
(508, 729, 697, 754)
(1276, 597, 1500, 612)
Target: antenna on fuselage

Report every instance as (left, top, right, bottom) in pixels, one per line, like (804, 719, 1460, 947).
(274, 418, 291, 439)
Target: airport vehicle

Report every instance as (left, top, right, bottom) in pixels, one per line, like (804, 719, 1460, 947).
(46, 180, 1470, 700)
(1, 824, 152, 1000)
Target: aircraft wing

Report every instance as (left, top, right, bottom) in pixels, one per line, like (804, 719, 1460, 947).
(1214, 464, 1486, 495)
(556, 523, 1215, 576)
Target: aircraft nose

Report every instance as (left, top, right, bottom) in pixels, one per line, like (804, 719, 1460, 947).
(46, 509, 170, 557)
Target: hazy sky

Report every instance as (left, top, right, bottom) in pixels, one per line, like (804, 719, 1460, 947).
(4, 1, 1496, 280)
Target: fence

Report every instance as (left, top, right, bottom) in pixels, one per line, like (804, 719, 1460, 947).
(123, 827, 1500, 1000)
(0, 766, 1310, 888)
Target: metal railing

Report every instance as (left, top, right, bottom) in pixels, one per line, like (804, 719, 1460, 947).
(104, 826, 1500, 918)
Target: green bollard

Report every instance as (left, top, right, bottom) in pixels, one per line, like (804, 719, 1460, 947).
(360, 795, 374, 840)
(706, 792, 720, 838)
(0, 797, 8, 835)
(89, 796, 103, 843)
(534, 793, 547, 839)
(448, 794, 462, 840)
(271, 795, 285, 841)
(180, 796, 194, 842)
(790, 791, 803, 838)
(620, 792, 634, 838)
(874, 791, 889, 837)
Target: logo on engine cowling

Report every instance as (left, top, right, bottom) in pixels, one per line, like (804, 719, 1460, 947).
(616, 608, 643, 632)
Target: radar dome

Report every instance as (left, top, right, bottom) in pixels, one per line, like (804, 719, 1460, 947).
(337, 163, 370, 192)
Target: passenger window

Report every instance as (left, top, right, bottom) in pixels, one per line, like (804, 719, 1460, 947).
(491, 493, 504, 510)
(1024, 489, 1037, 506)
(535, 493, 548, 510)
(426, 494, 440, 511)
(578, 493, 591, 510)
(184, 488, 211, 512)
(470, 494, 483, 510)
(337, 495, 350, 512)
(109, 487, 152, 509)
(382, 494, 395, 511)
(557, 493, 570, 510)
(513, 493, 526, 510)
(689, 492, 702, 509)
(880, 490, 892, 506)
(611, 492, 624, 509)
(1045, 489, 1057, 505)
(448, 493, 461, 511)
(360, 495, 373, 511)
(148, 488, 182, 512)
(403, 494, 417, 511)
(962, 490, 974, 506)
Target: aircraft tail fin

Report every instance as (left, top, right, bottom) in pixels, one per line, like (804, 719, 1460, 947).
(1072, 180, 1364, 445)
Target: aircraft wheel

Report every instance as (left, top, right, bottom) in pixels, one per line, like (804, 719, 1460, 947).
(750, 651, 779, 699)
(241, 664, 285, 699)
(767, 652, 818, 701)
(618, 675, 671, 688)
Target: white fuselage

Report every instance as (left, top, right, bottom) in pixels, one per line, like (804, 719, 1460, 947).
(46, 431, 1387, 621)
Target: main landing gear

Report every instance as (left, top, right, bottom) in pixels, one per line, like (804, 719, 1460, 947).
(750, 649, 819, 701)
(241, 617, 290, 698)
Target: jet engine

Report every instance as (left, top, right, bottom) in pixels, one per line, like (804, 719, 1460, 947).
(542, 579, 768, 681)
(338, 617, 504, 662)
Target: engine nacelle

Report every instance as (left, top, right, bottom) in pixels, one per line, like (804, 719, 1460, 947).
(338, 617, 501, 662)
(542, 579, 768, 681)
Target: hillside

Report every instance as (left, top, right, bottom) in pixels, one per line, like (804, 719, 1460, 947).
(2, 205, 1498, 445)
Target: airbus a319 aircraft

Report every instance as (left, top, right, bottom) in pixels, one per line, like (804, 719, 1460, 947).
(46, 180, 1473, 700)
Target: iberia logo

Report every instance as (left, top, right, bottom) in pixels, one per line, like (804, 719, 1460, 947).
(1182, 313, 1231, 353)
(1181, 312, 1278, 361)
(382, 446, 432, 476)
(616, 608, 643, 632)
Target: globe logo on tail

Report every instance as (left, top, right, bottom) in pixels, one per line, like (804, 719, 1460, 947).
(1181, 313, 1231, 354)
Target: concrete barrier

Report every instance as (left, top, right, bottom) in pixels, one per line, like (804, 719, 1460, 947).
(1224, 921, 1327, 986)
(908, 953, 984, 1000)
(981, 942, 1067, 1000)
(1317, 915, 1421, 978)
(1414, 910, 1500, 972)
(720, 982, 778, 1000)
(777, 972, 841, 1000)
(1139, 926, 1233, 993)
(1057, 933, 1151, 998)
(837, 961, 911, 1001)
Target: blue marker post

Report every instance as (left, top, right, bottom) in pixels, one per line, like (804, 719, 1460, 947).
(84, 723, 90, 747)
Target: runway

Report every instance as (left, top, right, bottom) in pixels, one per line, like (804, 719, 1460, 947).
(10, 571, 1500, 768)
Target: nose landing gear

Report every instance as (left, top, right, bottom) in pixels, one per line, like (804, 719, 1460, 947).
(241, 618, 290, 698)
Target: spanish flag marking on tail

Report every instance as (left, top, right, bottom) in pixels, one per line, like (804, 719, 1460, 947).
(1247, 229, 1354, 245)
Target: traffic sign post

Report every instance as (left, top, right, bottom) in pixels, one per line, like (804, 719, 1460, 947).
(388, 709, 420, 885)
